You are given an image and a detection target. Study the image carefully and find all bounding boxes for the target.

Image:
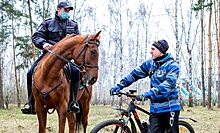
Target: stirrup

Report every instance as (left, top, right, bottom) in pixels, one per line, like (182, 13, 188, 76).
(68, 101, 80, 113)
(21, 103, 36, 115)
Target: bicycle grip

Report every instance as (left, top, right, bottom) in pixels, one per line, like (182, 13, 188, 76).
(109, 89, 114, 96)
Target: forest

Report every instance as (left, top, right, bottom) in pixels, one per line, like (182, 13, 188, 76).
(0, 0, 219, 111)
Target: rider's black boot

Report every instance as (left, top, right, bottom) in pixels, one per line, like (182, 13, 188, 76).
(21, 84, 36, 115)
(68, 81, 80, 113)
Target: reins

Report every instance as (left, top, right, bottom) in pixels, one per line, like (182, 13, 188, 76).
(32, 34, 99, 113)
(47, 34, 100, 69)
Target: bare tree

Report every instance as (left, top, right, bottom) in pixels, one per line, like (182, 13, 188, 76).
(181, 0, 201, 107)
(0, 11, 4, 109)
(0, 0, 12, 109)
(12, 14, 21, 108)
(217, 0, 220, 108)
(207, 0, 213, 109)
(200, 1, 206, 107)
(27, 0, 35, 61)
(0, 48, 3, 109)
(174, 0, 184, 110)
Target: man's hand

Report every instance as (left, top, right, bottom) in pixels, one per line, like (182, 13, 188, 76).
(43, 43, 53, 50)
(136, 92, 150, 102)
(136, 94, 146, 102)
(110, 80, 127, 95)
(111, 85, 123, 93)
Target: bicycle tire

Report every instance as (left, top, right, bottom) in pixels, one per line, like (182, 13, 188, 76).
(90, 119, 132, 133)
(129, 118, 137, 133)
(178, 120, 195, 133)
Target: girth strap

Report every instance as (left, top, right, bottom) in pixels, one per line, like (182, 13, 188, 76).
(32, 66, 65, 114)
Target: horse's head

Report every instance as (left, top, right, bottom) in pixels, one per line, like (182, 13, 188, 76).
(73, 30, 101, 86)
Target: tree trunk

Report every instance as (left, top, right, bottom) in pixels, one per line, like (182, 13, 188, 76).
(188, 55, 194, 107)
(11, 9, 21, 107)
(0, 8, 3, 108)
(174, 0, 184, 110)
(185, 0, 194, 107)
(213, 0, 218, 107)
(27, 0, 35, 61)
(217, 0, 220, 108)
(207, 0, 212, 109)
(200, 1, 206, 107)
(0, 53, 4, 109)
(118, 0, 123, 107)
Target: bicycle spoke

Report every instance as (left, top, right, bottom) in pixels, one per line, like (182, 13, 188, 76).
(90, 119, 132, 133)
(179, 125, 190, 132)
(178, 120, 195, 133)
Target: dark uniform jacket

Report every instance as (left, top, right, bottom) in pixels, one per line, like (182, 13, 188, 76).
(32, 11, 80, 50)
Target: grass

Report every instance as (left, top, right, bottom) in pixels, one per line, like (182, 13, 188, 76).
(0, 104, 220, 133)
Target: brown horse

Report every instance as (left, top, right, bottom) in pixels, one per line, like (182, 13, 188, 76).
(32, 31, 101, 133)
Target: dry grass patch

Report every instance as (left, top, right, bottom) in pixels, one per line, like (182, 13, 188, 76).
(0, 104, 220, 133)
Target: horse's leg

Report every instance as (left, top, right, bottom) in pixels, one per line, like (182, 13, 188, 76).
(35, 101, 47, 133)
(80, 87, 93, 133)
(80, 98, 91, 133)
(67, 112, 76, 133)
(57, 103, 68, 133)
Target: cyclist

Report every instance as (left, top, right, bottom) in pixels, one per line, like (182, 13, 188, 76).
(111, 39, 180, 133)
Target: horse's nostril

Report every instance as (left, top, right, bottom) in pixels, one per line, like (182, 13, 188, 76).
(89, 77, 96, 84)
(92, 77, 96, 83)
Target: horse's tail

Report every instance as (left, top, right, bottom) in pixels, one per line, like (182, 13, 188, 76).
(75, 101, 82, 131)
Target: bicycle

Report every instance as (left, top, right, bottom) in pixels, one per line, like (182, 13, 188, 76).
(90, 90, 197, 133)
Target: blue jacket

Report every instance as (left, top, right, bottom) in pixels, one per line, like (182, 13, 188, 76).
(32, 11, 80, 50)
(121, 53, 180, 113)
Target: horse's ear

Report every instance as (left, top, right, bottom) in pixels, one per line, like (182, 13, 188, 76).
(93, 30, 102, 39)
(97, 36, 101, 40)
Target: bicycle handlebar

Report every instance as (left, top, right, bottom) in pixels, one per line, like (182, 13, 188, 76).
(110, 90, 138, 98)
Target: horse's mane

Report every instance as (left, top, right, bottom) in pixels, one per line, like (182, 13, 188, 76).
(37, 34, 86, 78)
(40, 34, 82, 62)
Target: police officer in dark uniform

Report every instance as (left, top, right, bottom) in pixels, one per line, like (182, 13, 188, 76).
(21, 1, 80, 114)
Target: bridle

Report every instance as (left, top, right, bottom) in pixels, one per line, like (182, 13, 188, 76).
(32, 34, 100, 113)
(74, 34, 99, 69)
(47, 34, 99, 92)
(47, 34, 100, 70)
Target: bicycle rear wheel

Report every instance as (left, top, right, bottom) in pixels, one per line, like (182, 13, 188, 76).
(90, 119, 132, 133)
(178, 120, 195, 133)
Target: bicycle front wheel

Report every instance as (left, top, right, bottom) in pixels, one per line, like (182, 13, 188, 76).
(178, 120, 195, 133)
(90, 119, 132, 133)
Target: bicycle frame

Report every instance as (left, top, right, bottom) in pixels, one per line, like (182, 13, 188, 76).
(112, 90, 197, 133)
(113, 99, 149, 132)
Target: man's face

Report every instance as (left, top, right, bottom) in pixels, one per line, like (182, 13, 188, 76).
(150, 46, 164, 59)
(57, 7, 70, 16)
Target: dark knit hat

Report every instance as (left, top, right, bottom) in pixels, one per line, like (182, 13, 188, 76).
(152, 39, 169, 54)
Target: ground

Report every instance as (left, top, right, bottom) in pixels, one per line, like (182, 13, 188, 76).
(0, 104, 220, 133)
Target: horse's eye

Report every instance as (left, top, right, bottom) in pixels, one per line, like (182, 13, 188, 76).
(90, 50, 96, 55)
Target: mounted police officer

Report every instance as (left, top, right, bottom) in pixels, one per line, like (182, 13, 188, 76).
(21, 1, 81, 114)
